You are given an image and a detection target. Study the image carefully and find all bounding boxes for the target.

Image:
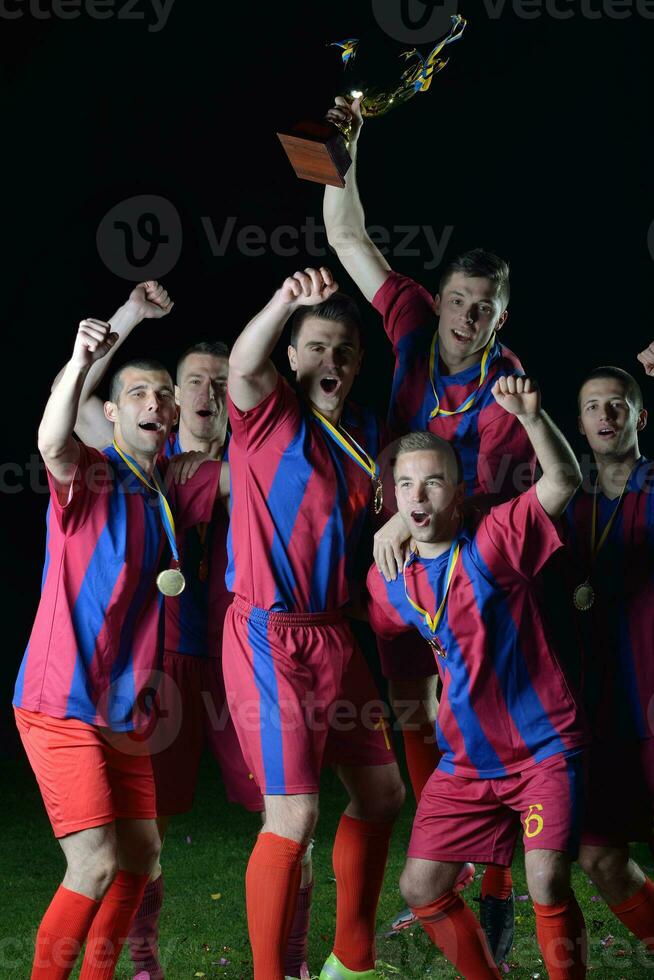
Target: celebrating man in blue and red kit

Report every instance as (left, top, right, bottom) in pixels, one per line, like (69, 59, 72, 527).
(13, 309, 228, 979)
(323, 96, 537, 953)
(367, 376, 589, 980)
(67, 285, 265, 979)
(224, 265, 405, 980)
(561, 354, 654, 954)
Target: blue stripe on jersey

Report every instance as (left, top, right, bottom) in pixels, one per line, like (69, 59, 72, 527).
(434, 716, 454, 764)
(464, 543, 566, 763)
(108, 487, 163, 730)
(382, 565, 506, 776)
(309, 436, 349, 611)
(64, 480, 130, 723)
(249, 609, 285, 793)
(265, 418, 315, 610)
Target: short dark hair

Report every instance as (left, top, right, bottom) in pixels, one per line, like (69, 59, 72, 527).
(578, 366, 644, 412)
(176, 341, 230, 383)
(109, 358, 172, 404)
(439, 248, 510, 309)
(288, 292, 364, 350)
(393, 431, 463, 485)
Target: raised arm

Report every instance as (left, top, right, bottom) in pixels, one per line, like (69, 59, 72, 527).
(51, 281, 173, 449)
(39, 319, 119, 486)
(228, 266, 338, 411)
(491, 376, 581, 518)
(323, 98, 391, 303)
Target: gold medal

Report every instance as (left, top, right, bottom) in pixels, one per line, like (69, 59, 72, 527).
(573, 581, 595, 612)
(157, 566, 186, 597)
(374, 479, 383, 516)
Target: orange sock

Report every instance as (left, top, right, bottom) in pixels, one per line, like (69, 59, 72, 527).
(610, 878, 654, 949)
(332, 815, 394, 972)
(79, 870, 149, 979)
(481, 864, 513, 900)
(412, 890, 500, 979)
(245, 832, 305, 980)
(31, 886, 99, 979)
(533, 895, 587, 980)
(402, 725, 442, 802)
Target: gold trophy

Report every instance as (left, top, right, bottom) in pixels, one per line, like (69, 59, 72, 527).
(277, 14, 466, 187)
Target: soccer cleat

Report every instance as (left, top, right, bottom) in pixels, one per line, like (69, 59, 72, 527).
(319, 952, 383, 979)
(479, 890, 515, 964)
(388, 862, 476, 933)
(285, 964, 310, 980)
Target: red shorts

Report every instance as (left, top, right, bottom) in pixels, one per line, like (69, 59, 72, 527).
(581, 739, 653, 847)
(222, 598, 395, 796)
(15, 707, 156, 838)
(409, 751, 585, 865)
(151, 651, 264, 816)
(377, 631, 438, 681)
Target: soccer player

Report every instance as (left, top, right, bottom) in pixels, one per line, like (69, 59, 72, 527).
(366, 377, 589, 980)
(225, 265, 406, 980)
(563, 357, 654, 952)
(68, 295, 269, 979)
(13, 314, 226, 979)
(323, 97, 534, 952)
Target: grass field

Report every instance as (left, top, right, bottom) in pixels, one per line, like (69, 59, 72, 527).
(1, 752, 651, 979)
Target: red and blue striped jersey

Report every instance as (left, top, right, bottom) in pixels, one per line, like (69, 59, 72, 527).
(372, 272, 536, 500)
(226, 376, 384, 612)
(13, 443, 221, 730)
(562, 457, 654, 740)
(162, 433, 231, 658)
(367, 487, 587, 778)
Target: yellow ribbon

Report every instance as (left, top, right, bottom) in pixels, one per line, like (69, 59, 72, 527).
(402, 541, 460, 635)
(111, 440, 180, 562)
(429, 333, 495, 419)
(310, 408, 380, 483)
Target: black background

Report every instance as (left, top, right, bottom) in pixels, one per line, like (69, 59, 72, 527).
(1, 0, 652, 748)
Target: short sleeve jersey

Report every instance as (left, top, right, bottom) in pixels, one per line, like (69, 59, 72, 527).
(562, 457, 654, 740)
(226, 376, 384, 612)
(372, 272, 536, 500)
(13, 443, 221, 730)
(162, 433, 231, 658)
(367, 487, 587, 778)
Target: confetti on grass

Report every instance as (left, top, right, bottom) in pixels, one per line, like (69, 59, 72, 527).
(211, 892, 222, 901)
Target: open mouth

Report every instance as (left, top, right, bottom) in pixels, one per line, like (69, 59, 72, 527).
(138, 420, 163, 432)
(196, 409, 214, 418)
(320, 376, 339, 395)
(452, 328, 474, 343)
(597, 427, 616, 437)
(411, 510, 431, 528)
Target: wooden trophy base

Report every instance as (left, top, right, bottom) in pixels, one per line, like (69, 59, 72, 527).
(276, 120, 352, 187)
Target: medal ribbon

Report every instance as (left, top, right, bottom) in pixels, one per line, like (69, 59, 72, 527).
(589, 473, 631, 563)
(428, 333, 495, 419)
(311, 407, 380, 486)
(403, 540, 460, 635)
(111, 440, 180, 564)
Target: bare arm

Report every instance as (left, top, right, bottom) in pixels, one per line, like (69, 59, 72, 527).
(39, 320, 119, 486)
(323, 98, 391, 303)
(228, 267, 339, 412)
(491, 376, 581, 518)
(51, 281, 174, 449)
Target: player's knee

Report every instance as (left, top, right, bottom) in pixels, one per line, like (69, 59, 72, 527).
(526, 853, 570, 904)
(67, 848, 118, 897)
(372, 770, 406, 822)
(578, 846, 628, 885)
(399, 863, 446, 909)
